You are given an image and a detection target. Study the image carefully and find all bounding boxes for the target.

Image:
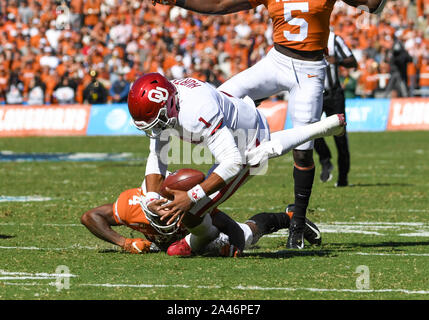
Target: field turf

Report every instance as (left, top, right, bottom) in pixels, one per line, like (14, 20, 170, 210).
(0, 131, 428, 301)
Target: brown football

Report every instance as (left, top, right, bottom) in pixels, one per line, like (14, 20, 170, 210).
(160, 168, 205, 200)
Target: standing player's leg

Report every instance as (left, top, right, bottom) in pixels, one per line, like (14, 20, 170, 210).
(218, 48, 294, 101)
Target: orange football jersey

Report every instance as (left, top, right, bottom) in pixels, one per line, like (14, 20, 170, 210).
(113, 188, 188, 250)
(249, 0, 336, 51)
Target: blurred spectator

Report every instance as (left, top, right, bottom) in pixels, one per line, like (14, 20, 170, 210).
(109, 71, 130, 103)
(0, 0, 426, 105)
(27, 76, 46, 105)
(40, 47, 60, 70)
(5, 73, 24, 104)
(53, 75, 76, 104)
(386, 39, 413, 97)
(83, 0, 101, 29)
(419, 56, 429, 97)
(83, 70, 108, 104)
(340, 68, 357, 99)
(18, 0, 33, 24)
(109, 16, 132, 47)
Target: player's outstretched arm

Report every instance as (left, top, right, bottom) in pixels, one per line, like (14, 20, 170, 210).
(81, 204, 124, 246)
(81, 204, 152, 254)
(342, 0, 387, 14)
(152, 0, 253, 15)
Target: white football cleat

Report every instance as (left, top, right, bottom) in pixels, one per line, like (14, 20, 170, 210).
(313, 114, 346, 139)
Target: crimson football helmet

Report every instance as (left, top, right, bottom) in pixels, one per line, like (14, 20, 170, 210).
(128, 73, 179, 137)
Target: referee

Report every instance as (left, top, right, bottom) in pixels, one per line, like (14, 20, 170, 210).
(314, 31, 357, 187)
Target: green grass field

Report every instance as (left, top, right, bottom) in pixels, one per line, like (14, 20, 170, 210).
(1, 131, 429, 300)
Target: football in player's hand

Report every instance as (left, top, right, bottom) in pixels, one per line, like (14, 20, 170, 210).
(160, 169, 205, 200)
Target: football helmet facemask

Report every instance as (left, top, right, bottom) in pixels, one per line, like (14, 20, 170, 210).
(140, 198, 180, 236)
(128, 73, 179, 138)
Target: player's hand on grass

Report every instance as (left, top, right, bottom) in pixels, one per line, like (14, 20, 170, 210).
(123, 238, 152, 254)
(160, 187, 193, 225)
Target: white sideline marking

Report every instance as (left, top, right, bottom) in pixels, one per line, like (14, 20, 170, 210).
(0, 196, 53, 203)
(353, 252, 429, 257)
(0, 245, 101, 251)
(0, 223, 83, 227)
(234, 286, 429, 295)
(3, 281, 427, 295)
(0, 269, 427, 295)
(2, 245, 429, 258)
(0, 269, 77, 281)
(2, 220, 429, 237)
(0, 270, 75, 276)
(263, 221, 429, 238)
(80, 283, 221, 289)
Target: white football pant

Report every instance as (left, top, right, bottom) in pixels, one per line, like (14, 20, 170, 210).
(218, 47, 326, 150)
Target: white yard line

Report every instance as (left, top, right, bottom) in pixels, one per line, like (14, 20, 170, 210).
(353, 252, 429, 257)
(2, 245, 429, 258)
(0, 269, 77, 282)
(0, 245, 102, 251)
(2, 280, 428, 295)
(234, 285, 429, 295)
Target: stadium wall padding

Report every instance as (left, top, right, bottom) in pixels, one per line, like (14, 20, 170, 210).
(1, 98, 429, 137)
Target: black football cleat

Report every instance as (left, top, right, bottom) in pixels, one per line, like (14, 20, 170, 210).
(286, 204, 322, 246)
(286, 220, 305, 249)
(303, 218, 322, 246)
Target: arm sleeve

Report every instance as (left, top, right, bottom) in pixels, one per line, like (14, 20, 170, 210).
(145, 136, 170, 177)
(206, 125, 243, 183)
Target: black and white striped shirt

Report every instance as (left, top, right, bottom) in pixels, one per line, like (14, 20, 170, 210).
(324, 32, 355, 91)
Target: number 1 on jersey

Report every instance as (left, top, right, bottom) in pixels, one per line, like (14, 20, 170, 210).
(283, 2, 309, 42)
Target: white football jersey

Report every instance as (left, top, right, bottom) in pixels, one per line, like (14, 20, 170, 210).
(145, 77, 270, 182)
(172, 78, 269, 151)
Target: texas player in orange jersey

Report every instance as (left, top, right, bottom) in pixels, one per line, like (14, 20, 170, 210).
(152, 0, 386, 249)
(80, 184, 322, 255)
(80, 186, 188, 254)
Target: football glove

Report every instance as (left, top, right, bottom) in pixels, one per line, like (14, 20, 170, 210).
(123, 238, 152, 254)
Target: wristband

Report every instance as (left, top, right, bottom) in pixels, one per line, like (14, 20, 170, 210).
(145, 192, 160, 205)
(187, 184, 206, 203)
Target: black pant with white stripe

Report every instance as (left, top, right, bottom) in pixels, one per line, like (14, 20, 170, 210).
(314, 87, 350, 185)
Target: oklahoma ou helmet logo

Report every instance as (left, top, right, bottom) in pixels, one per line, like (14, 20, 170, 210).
(148, 87, 169, 104)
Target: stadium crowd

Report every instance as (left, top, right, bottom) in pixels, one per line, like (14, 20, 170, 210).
(0, 0, 427, 105)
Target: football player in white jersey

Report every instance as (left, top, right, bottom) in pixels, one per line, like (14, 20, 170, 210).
(127, 73, 345, 256)
(152, 0, 387, 251)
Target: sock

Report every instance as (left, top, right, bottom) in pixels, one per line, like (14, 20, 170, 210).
(187, 214, 219, 252)
(211, 210, 245, 252)
(247, 212, 290, 235)
(246, 212, 290, 245)
(293, 165, 315, 228)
